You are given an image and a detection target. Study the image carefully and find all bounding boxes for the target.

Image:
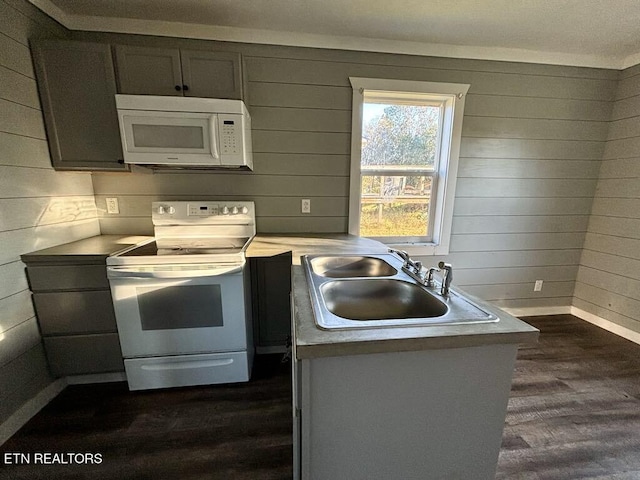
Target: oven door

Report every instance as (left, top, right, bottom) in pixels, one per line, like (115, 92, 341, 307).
(108, 263, 247, 358)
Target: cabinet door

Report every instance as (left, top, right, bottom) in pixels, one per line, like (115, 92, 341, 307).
(31, 40, 125, 171)
(180, 50, 243, 99)
(33, 291, 117, 335)
(115, 45, 183, 96)
(251, 252, 292, 347)
(43, 334, 124, 376)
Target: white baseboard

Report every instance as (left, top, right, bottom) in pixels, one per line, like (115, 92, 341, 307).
(571, 307, 640, 346)
(501, 306, 572, 318)
(500, 304, 640, 346)
(0, 378, 66, 446)
(66, 372, 127, 385)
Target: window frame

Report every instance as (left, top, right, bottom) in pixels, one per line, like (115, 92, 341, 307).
(348, 77, 470, 256)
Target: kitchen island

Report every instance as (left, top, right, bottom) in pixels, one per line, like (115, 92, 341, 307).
(290, 249, 538, 480)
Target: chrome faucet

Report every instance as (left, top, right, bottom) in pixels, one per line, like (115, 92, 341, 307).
(389, 249, 428, 288)
(388, 249, 422, 275)
(389, 249, 453, 296)
(438, 261, 453, 296)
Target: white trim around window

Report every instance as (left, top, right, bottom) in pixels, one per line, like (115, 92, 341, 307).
(348, 77, 470, 256)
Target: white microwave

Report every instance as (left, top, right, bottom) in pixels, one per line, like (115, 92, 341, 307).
(115, 95, 253, 169)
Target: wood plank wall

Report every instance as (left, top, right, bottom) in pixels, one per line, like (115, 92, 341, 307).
(574, 64, 640, 334)
(82, 31, 618, 311)
(0, 0, 100, 424)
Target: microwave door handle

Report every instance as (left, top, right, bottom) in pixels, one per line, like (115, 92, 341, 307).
(210, 115, 220, 160)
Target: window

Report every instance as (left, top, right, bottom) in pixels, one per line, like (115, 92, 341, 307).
(348, 78, 469, 255)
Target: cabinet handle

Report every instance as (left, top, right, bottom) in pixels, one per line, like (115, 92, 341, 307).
(183, 84, 189, 92)
(175, 85, 182, 91)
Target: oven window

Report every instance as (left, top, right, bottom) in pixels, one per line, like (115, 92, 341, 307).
(136, 285, 223, 330)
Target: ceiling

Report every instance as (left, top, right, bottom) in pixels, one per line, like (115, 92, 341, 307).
(30, 0, 640, 69)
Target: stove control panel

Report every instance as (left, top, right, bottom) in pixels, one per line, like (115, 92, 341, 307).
(188, 204, 219, 216)
(152, 201, 255, 225)
(188, 204, 248, 216)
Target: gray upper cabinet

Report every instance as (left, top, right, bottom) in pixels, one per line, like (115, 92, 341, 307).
(114, 45, 183, 96)
(180, 50, 243, 99)
(115, 45, 243, 99)
(31, 40, 126, 171)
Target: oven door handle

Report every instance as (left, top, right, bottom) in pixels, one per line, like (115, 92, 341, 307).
(107, 265, 243, 278)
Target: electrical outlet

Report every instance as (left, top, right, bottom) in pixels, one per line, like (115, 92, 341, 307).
(106, 197, 120, 214)
(301, 198, 311, 214)
(534, 280, 543, 292)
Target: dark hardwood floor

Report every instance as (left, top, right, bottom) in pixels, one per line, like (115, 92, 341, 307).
(497, 315, 640, 480)
(2, 316, 640, 479)
(0, 355, 292, 480)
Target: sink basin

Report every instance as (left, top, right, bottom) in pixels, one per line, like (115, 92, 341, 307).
(320, 279, 448, 320)
(302, 253, 498, 330)
(310, 256, 397, 278)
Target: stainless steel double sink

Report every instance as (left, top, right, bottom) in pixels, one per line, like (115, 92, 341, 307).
(302, 254, 498, 330)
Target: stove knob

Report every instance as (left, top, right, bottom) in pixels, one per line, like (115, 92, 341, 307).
(241, 206, 249, 214)
(158, 205, 175, 215)
(222, 206, 230, 215)
(231, 206, 239, 215)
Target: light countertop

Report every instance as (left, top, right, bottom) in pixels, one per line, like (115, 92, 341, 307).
(246, 233, 388, 262)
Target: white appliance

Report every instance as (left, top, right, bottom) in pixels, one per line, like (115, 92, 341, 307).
(107, 201, 255, 391)
(115, 95, 253, 169)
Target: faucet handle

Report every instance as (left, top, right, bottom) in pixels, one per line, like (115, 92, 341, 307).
(425, 266, 439, 287)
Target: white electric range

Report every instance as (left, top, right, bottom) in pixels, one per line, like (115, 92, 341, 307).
(107, 201, 255, 391)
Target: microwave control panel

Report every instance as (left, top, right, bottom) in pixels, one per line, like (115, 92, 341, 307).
(218, 114, 242, 156)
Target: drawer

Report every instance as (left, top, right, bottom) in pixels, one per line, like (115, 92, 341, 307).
(26, 265, 109, 291)
(34, 290, 116, 335)
(124, 351, 251, 391)
(43, 334, 124, 376)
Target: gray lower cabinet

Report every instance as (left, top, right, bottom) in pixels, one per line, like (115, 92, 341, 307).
(23, 257, 124, 377)
(31, 40, 126, 171)
(250, 252, 292, 350)
(43, 334, 123, 376)
(115, 45, 243, 99)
